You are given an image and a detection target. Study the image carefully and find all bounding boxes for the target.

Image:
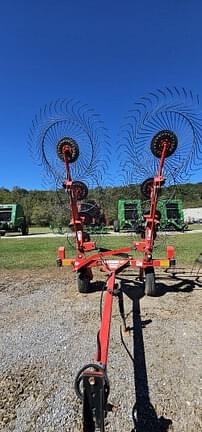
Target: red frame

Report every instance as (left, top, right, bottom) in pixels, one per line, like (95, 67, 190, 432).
(58, 139, 176, 371)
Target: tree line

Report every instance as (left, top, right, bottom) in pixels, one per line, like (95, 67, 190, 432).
(0, 183, 201, 226)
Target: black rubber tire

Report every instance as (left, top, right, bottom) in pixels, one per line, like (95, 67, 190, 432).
(72, 181, 88, 200)
(151, 130, 178, 158)
(74, 363, 109, 401)
(77, 268, 92, 293)
(144, 267, 157, 296)
(113, 220, 120, 232)
(57, 137, 79, 162)
(21, 225, 29, 236)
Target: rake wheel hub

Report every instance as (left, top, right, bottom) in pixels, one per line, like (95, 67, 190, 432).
(57, 137, 79, 162)
(151, 130, 178, 158)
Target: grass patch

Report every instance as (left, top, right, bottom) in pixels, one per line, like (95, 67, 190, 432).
(0, 238, 73, 270)
(29, 226, 51, 234)
(0, 233, 201, 270)
(188, 224, 202, 230)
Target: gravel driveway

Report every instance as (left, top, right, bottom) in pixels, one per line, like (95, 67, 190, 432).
(0, 268, 201, 431)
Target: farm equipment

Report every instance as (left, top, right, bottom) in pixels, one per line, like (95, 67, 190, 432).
(157, 199, 188, 231)
(78, 199, 108, 234)
(113, 199, 143, 232)
(0, 204, 28, 236)
(29, 89, 202, 431)
(55, 130, 177, 430)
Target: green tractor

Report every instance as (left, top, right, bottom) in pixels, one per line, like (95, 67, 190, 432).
(157, 199, 187, 231)
(113, 199, 143, 233)
(0, 204, 29, 236)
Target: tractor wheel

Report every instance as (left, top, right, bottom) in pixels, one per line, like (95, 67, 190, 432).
(21, 225, 29, 236)
(144, 267, 157, 296)
(113, 220, 120, 232)
(72, 181, 88, 200)
(151, 130, 178, 158)
(77, 268, 92, 293)
(57, 137, 79, 163)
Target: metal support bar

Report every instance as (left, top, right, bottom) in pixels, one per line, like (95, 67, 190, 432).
(83, 371, 106, 432)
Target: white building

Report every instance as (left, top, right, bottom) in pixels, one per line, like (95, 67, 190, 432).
(184, 207, 202, 223)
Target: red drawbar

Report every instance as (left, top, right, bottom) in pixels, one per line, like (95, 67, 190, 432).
(96, 272, 115, 366)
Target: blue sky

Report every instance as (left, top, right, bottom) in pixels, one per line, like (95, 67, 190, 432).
(0, 0, 202, 190)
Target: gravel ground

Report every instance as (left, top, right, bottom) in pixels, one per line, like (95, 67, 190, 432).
(0, 268, 201, 432)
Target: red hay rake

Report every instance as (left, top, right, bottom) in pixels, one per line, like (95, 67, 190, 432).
(29, 89, 202, 431)
(56, 131, 176, 431)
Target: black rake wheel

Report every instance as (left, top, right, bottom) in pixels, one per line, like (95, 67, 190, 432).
(28, 98, 111, 189)
(77, 268, 92, 293)
(72, 181, 88, 200)
(144, 267, 157, 296)
(119, 87, 202, 186)
(57, 137, 79, 163)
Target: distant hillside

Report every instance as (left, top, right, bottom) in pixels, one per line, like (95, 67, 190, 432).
(0, 183, 201, 225)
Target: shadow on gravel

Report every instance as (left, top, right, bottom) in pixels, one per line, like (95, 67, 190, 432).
(122, 280, 172, 432)
(87, 280, 106, 293)
(154, 278, 194, 296)
(155, 273, 202, 296)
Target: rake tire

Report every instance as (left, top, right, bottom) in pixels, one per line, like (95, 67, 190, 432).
(77, 268, 92, 293)
(144, 267, 157, 296)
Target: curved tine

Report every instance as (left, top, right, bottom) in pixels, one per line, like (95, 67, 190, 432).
(62, 98, 74, 114)
(53, 98, 63, 114)
(140, 96, 153, 106)
(174, 87, 181, 98)
(85, 110, 101, 133)
(59, 98, 67, 112)
(148, 91, 160, 105)
(125, 109, 142, 124)
(189, 89, 194, 102)
(81, 107, 96, 127)
(33, 112, 39, 129)
(77, 103, 89, 123)
(70, 100, 81, 120)
(123, 115, 138, 128)
(79, 108, 95, 133)
(39, 106, 44, 122)
(156, 88, 167, 100)
(43, 103, 49, 117)
(166, 87, 174, 98)
(48, 99, 58, 116)
(132, 101, 147, 112)
(182, 87, 188, 100)
(197, 94, 200, 105)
